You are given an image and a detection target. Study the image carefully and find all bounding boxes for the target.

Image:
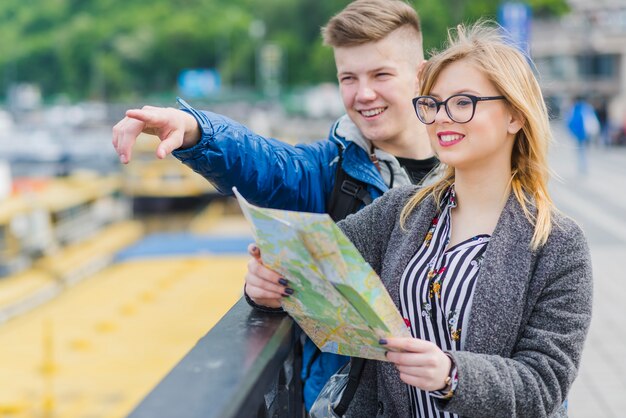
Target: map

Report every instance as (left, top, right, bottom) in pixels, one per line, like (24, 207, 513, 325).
(234, 188, 411, 361)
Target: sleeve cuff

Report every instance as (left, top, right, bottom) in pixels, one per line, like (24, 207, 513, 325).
(243, 284, 285, 314)
(172, 97, 215, 159)
(430, 352, 458, 400)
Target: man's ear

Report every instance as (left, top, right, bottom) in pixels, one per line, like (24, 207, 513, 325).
(418, 60, 428, 79)
(415, 60, 428, 94)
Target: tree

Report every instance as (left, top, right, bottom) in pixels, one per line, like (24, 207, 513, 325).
(0, 0, 569, 101)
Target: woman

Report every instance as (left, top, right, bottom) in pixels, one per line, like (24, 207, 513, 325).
(245, 22, 592, 418)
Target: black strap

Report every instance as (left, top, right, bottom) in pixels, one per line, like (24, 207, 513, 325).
(340, 180, 373, 205)
(333, 357, 367, 416)
(324, 146, 374, 414)
(327, 146, 373, 222)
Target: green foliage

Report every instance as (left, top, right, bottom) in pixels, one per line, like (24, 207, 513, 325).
(413, 0, 569, 57)
(0, 0, 568, 101)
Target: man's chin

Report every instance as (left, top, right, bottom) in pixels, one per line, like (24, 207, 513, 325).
(352, 120, 378, 137)
(357, 124, 387, 140)
(364, 134, 390, 146)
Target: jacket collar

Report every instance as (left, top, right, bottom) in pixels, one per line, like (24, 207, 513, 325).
(330, 116, 414, 191)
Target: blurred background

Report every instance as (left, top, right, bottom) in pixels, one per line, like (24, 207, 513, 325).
(0, 0, 625, 417)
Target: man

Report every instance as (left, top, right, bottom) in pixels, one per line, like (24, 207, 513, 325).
(112, 0, 436, 409)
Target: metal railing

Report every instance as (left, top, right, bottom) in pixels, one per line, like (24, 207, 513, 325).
(127, 298, 303, 418)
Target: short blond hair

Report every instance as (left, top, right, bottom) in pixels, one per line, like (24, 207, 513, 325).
(322, 0, 422, 47)
(401, 21, 555, 249)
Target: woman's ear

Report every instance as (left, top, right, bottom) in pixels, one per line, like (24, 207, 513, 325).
(507, 109, 525, 135)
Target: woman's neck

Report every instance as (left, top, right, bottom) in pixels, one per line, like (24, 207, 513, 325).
(446, 167, 512, 248)
(453, 163, 512, 220)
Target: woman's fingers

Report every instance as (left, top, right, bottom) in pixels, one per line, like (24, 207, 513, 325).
(245, 284, 284, 306)
(381, 337, 451, 391)
(247, 243, 262, 260)
(243, 245, 294, 309)
(245, 263, 289, 296)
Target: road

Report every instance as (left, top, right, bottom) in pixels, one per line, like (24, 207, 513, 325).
(548, 124, 626, 418)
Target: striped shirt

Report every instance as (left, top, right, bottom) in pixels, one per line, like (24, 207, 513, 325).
(399, 186, 489, 418)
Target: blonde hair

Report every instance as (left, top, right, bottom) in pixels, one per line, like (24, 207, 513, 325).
(400, 21, 554, 250)
(321, 0, 422, 47)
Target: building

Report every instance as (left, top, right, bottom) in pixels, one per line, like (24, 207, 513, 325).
(531, 0, 626, 142)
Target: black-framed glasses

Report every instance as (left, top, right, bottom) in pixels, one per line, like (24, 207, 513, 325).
(412, 94, 506, 125)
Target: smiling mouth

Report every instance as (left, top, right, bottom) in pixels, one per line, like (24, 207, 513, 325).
(438, 133, 464, 143)
(359, 107, 387, 118)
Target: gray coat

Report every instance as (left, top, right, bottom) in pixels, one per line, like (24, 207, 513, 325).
(338, 185, 593, 418)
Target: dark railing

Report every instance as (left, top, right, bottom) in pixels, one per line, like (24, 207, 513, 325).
(127, 298, 303, 418)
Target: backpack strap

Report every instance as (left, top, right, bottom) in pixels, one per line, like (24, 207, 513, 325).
(327, 146, 373, 222)
(324, 145, 371, 414)
(333, 357, 367, 416)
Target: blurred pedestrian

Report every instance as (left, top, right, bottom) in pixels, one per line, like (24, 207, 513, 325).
(566, 97, 599, 175)
(619, 110, 626, 146)
(592, 98, 609, 147)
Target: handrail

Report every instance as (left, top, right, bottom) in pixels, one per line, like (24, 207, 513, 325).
(127, 297, 303, 418)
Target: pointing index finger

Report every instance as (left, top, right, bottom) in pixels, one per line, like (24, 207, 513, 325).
(125, 108, 158, 124)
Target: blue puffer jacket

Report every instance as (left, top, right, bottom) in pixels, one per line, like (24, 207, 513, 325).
(173, 99, 392, 212)
(172, 99, 396, 410)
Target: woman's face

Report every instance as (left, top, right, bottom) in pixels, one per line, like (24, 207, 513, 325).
(424, 59, 521, 173)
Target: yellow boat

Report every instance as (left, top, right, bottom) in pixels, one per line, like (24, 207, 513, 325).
(0, 195, 33, 276)
(0, 173, 144, 322)
(0, 170, 249, 417)
(121, 134, 219, 212)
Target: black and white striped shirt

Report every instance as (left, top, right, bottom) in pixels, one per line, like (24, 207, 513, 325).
(399, 186, 489, 418)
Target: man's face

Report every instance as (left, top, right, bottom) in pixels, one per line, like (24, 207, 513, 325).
(334, 30, 422, 153)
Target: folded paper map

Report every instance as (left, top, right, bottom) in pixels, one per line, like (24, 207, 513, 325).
(234, 188, 411, 361)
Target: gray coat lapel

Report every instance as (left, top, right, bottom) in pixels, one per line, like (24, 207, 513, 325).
(465, 194, 535, 355)
(379, 195, 439, 417)
(384, 195, 438, 307)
